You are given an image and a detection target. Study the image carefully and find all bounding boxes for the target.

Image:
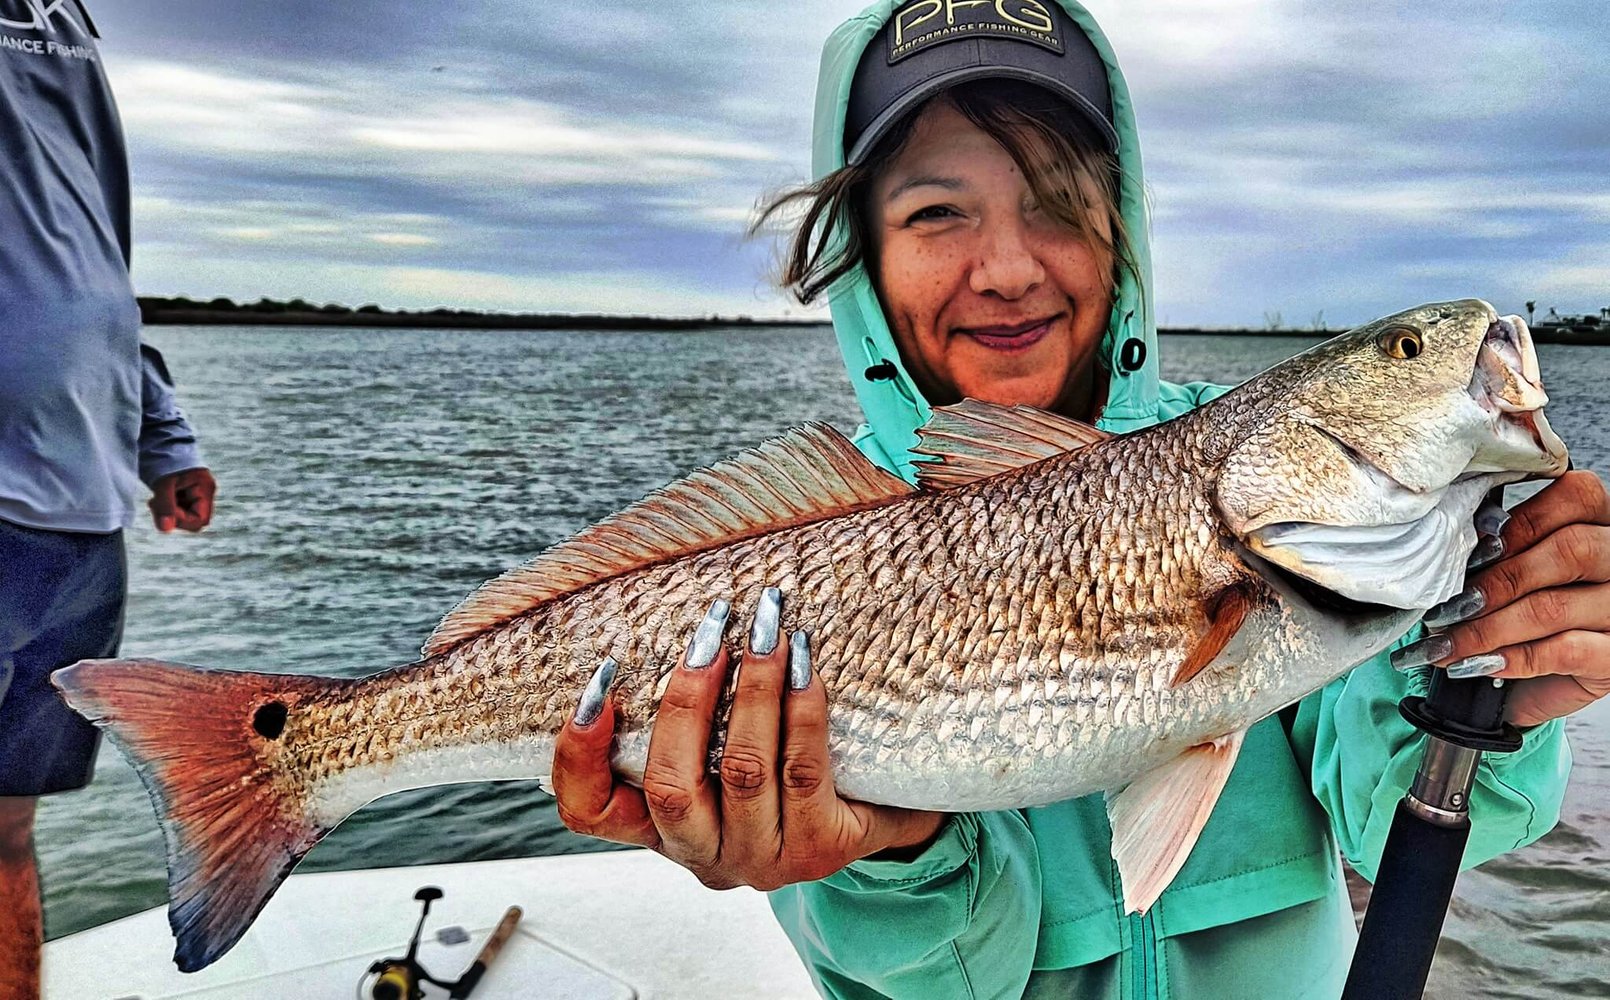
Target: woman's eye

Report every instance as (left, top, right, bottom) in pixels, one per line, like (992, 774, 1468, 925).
(906, 205, 958, 224)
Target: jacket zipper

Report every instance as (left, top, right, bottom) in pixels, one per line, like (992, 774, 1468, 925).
(1127, 910, 1160, 999)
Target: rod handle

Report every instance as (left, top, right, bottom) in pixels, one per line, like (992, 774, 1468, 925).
(447, 906, 523, 999)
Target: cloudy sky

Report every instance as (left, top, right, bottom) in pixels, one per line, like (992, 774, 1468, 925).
(76, 0, 1610, 326)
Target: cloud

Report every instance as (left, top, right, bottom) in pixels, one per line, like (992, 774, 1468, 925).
(88, 0, 1610, 323)
(369, 232, 437, 246)
(116, 59, 782, 187)
(1533, 244, 1610, 301)
(113, 62, 329, 154)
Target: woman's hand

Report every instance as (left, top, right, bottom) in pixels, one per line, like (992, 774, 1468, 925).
(1392, 470, 1610, 728)
(550, 589, 946, 891)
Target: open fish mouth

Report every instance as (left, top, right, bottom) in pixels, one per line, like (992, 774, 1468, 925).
(1470, 315, 1569, 476)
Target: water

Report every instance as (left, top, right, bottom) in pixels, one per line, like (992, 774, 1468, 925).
(35, 326, 1610, 996)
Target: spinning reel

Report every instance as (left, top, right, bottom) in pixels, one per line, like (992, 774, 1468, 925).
(361, 886, 522, 1000)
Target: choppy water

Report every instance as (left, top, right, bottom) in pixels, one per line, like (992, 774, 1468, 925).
(35, 326, 1610, 997)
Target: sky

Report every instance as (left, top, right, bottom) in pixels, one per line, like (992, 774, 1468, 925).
(68, 0, 1610, 326)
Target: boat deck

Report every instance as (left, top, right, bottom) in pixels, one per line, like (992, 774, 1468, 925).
(44, 850, 816, 999)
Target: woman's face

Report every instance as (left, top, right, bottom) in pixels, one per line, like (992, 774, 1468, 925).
(870, 100, 1116, 419)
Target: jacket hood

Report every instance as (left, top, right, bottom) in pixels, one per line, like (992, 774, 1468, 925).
(813, 0, 1160, 480)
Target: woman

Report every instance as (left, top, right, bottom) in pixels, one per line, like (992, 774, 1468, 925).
(553, 2, 1608, 995)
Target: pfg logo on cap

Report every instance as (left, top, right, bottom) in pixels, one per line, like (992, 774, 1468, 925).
(890, 0, 1065, 64)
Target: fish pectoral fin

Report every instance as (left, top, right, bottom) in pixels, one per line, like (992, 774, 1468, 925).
(1172, 582, 1253, 688)
(1105, 729, 1247, 915)
(912, 399, 1110, 490)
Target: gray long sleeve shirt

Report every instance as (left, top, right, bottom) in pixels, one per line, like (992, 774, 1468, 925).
(0, 0, 201, 532)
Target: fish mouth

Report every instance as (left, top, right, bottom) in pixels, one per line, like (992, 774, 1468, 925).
(1468, 315, 1569, 476)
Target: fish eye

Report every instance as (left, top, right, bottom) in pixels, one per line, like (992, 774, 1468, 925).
(1378, 327, 1423, 360)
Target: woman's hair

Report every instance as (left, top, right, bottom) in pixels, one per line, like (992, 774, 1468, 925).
(753, 79, 1136, 305)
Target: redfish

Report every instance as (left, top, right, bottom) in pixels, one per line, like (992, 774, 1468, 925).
(55, 299, 1567, 971)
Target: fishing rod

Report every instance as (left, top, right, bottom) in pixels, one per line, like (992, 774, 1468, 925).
(361, 886, 524, 1000)
(1342, 486, 1523, 999)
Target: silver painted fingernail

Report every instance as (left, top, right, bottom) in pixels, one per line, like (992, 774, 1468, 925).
(573, 656, 618, 727)
(685, 598, 730, 669)
(1473, 503, 1511, 538)
(749, 587, 783, 655)
(1446, 653, 1506, 680)
(788, 630, 812, 691)
(1468, 534, 1504, 569)
(1391, 634, 1453, 671)
(1424, 586, 1485, 628)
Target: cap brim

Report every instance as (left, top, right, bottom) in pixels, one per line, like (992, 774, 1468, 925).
(845, 65, 1119, 166)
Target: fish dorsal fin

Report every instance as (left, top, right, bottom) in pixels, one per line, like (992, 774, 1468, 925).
(1105, 729, 1247, 915)
(912, 399, 1111, 490)
(422, 422, 913, 657)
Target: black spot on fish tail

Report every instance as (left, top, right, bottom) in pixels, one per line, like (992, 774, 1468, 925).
(253, 702, 288, 740)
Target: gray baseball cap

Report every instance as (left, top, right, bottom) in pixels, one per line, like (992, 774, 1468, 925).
(845, 0, 1117, 165)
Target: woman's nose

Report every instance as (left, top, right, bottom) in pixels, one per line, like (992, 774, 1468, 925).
(969, 219, 1045, 300)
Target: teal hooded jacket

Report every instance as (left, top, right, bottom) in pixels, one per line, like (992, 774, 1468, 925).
(767, 3, 1572, 997)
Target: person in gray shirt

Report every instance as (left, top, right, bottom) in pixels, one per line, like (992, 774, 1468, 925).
(0, 2, 216, 993)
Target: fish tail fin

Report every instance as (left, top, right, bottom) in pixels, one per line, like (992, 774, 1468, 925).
(52, 658, 344, 972)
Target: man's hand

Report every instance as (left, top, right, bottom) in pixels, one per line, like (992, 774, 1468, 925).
(148, 467, 216, 533)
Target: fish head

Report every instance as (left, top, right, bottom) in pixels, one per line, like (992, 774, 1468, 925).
(1216, 299, 1569, 611)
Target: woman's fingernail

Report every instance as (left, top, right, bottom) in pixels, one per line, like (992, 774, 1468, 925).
(1391, 634, 1453, 671)
(788, 630, 812, 691)
(1424, 586, 1486, 628)
(1446, 653, 1506, 680)
(749, 586, 783, 655)
(685, 599, 731, 669)
(1468, 534, 1504, 568)
(1473, 503, 1511, 538)
(574, 656, 618, 727)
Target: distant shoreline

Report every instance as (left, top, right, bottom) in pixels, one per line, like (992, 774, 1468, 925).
(137, 297, 828, 331)
(137, 297, 1610, 343)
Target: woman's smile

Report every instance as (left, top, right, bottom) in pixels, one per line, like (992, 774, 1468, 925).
(952, 313, 1065, 353)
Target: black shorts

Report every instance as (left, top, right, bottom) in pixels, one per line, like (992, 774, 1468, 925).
(0, 518, 125, 796)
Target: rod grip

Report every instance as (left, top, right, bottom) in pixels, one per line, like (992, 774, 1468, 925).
(477, 906, 523, 967)
(1342, 802, 1469, 1000)
(448, 906, 523, 999)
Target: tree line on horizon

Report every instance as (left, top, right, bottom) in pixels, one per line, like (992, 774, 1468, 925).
(140, 294, 541, 318)
(134, 295, 822, 329)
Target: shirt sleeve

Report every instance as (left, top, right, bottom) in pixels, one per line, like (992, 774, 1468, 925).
(767, 810, 1043, 999)
(1289, 629, 1572, 883)
(137, 342, 205, 485)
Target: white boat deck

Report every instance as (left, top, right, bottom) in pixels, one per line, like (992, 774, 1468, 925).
(44, 850, 817, 999)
